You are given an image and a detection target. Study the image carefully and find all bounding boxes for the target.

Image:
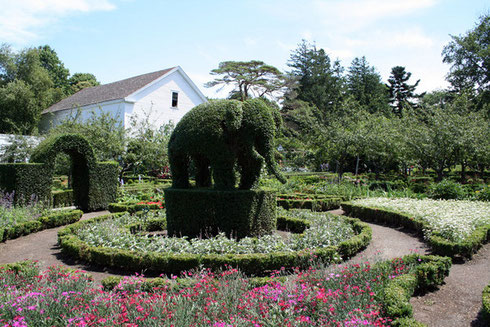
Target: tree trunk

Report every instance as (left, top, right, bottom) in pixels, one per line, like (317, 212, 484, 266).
(460, 161, 466, 184)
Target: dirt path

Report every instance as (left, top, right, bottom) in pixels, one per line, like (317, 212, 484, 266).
(0, 211, 124, 283)
(411, 243, 490, 327)
(332, 208, 490, 327)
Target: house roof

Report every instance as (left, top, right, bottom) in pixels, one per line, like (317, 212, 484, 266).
(43, 67, 176, 113)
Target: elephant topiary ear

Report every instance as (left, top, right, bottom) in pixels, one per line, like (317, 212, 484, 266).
(223, 100, 243, 133)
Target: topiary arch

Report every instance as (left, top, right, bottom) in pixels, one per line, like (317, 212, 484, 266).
(29, 134, 118, 212)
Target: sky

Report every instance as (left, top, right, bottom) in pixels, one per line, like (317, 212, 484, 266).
(0, 0, 488, 98)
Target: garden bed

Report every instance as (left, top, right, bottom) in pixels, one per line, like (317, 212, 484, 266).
(58, 210, 371, 275)
(0, 254, 450, 326)
(0, 209, 83, 242)
(342, 198, 490, 259)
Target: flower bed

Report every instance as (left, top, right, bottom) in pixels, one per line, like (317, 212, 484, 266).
(343, 198, 490, 258)
(0, 254, 450, 326)
(58, 210, 371, 275)
(0, 193, 83, 242)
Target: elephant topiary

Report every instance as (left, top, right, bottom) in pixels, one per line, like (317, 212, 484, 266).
(168, 98, 286, 190)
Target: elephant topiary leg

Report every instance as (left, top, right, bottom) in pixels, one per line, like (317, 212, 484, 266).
(211, 159, 236, 190)
(170, 153, 190, 188)
(238, 149, 264, 189)
(193, 155, 211, 187)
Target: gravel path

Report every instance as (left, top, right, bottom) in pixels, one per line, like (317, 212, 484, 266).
(0, 208, 488, 326)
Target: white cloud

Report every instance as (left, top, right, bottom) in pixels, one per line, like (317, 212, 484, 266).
(391, 28, 434, 48)
(0, 0, 115, 43)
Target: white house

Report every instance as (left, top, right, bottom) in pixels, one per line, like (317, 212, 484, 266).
(40, 66, 207, 132)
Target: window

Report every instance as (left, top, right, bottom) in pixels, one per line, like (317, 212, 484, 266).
(171, 91, 179, 107)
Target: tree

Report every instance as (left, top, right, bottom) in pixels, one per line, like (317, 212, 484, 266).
(288, 40, 344, 119)
(346, 56, 389, 113)
(0, 45, 54, 134)
(442, 14, 489, 93)
(387, 66, 421, 116)
(37, 45, 70, 91)
(205, 60, 285, 101)
(68, 73, 100, 94)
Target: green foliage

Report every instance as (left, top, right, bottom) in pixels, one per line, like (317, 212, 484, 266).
(169, 98, 285, 190)
(428, 179, 466, 199)
(58, 211, 370, 275)
(347, 56, 390, 114)
(442, 14, 489, 94)
(482, 283, 490, 322)
(0, 163, 52, 204)
(343, 201, 490, 259)
(205, 60, 285, 100)
(288, 40, 344, 118)
(387, 66, 421, 116)
(0, 209, 82, 242)
(67, 72, 99, 94)
(52, 189, 73, 207)
(165, 189, 276, 239)
(29, 134, 117, 211)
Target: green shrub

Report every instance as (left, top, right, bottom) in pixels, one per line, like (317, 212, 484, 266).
(1, 209, 82, 242)
(58, 212, 371, 275)
(476, 185, 490, 201)
(482, 283, 490, 322)
(165, 188, 276, 239)
(29, 134, 118, 211)
(0, 163, 52, 205)
(52, 189, 73, 207)
(428, 179, 465, 200)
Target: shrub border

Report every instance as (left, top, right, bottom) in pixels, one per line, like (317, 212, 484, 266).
(342, 202, 490, 259)
(0, 209, 83, 242)
(483, 283, 490, 323)
(58, 212, 371, 276)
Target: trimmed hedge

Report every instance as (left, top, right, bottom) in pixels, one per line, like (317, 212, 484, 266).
(0, 163, 52, 204)
(342, 202, 490, 259)
(86, 162, 119, 211)
(27, 134, 118, 211)
(483, 283, 490, 323)
(381, 254, 451, 326)
(0, 209, 82, 242)
(108, 202, 164, 214)
(277, 197, 342, 211)
(52, 189, 74, 207)
(58, 213, 371, 276)
(165, 188, 277, 239)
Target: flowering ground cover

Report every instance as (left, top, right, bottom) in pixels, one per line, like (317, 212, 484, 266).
(0, 192, 49, 230)
(0, 259, 413, 326)
(350, 197, 490, 242)
(76, 211, 354, 255)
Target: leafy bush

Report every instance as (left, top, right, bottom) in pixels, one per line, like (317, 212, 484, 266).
(428, 179, 466, 200)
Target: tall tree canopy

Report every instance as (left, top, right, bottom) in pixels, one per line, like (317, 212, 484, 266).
(205, 60, 285, 101)
(387, 66, 421, 116)
(288, 40, 344, 119)
(442, 14, 489, 93)
(0, 44, 98, 134)
(346, 56, 389, 113)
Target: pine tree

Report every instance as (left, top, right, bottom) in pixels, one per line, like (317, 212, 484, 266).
(387, 66, 420, 116)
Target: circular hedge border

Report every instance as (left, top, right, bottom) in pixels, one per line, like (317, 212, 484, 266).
(58, 212, 372, 276)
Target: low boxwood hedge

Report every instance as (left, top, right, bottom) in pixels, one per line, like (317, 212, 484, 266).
(276, 193, 343, 211)
(58, 212, 371, 276)
(0, 209, 83, 242)
(483, 283, 490, 323)
(108, 201, 164, 214)
(342, 202, 490, 259)
(52, 189, 74, 208)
